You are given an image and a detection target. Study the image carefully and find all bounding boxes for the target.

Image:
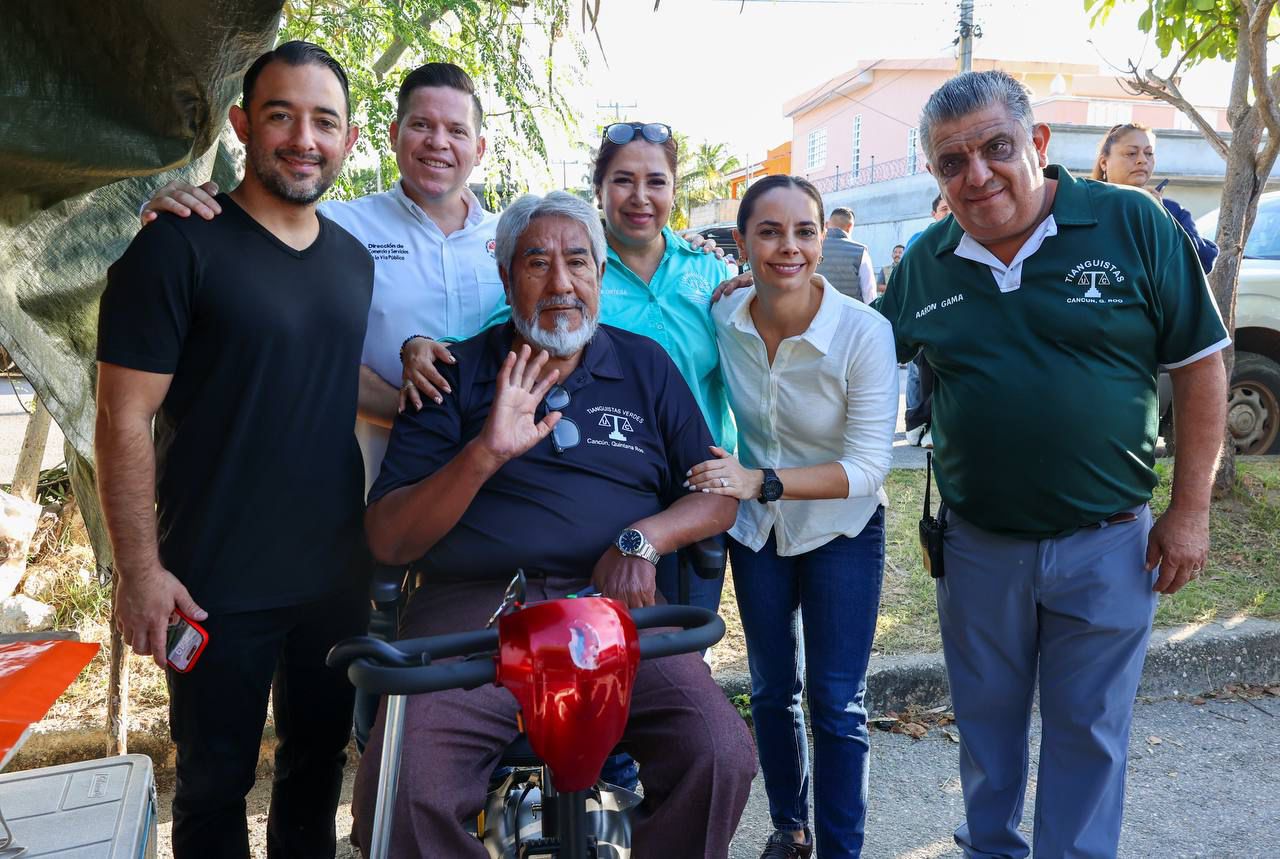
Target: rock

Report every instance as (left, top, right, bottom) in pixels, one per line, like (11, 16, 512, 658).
(0, 489, 42, 596)
(0, 594, 56, 632)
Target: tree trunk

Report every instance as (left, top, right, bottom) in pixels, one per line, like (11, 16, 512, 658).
(1208, 66, 1278, 495)
(10, 398, 51, 502)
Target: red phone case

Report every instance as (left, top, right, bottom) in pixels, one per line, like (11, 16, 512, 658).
(166, 610, 209, 673)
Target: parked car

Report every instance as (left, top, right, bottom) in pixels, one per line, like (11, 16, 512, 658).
(693, 222, 743, 273)
(1186, 193, 1280, 454)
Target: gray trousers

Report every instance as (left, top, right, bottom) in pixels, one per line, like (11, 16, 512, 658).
(937, 505, 1157, 859)
(351, 576, 757, 858)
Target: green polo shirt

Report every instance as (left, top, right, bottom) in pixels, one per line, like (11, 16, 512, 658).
(879, 165, 1229, 539)
(467, 227, 736, 451)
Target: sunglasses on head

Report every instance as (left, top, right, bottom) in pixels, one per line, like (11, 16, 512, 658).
(603, 122, 672, 146)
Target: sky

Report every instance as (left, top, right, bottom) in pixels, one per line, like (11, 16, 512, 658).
(508, 0, 1233, 191)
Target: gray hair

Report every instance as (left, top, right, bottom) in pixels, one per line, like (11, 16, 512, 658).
(494, 191, 607, 275)
(919, 70, 1034, 162)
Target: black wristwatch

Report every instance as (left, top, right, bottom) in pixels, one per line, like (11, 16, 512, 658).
(757, 468, 783, 504)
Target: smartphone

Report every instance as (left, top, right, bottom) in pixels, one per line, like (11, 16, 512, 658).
(166, 610, 209, 673)
(1154, 178, 1169, 193)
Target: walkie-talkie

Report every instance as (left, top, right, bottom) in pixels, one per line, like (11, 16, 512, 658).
(919, 452, 948, 579)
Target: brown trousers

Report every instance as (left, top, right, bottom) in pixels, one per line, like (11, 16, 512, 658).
(352, 576, 757, 858)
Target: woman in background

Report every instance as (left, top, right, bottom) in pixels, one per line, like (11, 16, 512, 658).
(1093, 122, 1218, 273)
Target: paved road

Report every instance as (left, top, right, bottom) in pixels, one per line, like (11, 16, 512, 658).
(728, 694, 1280, 858)
(0, 378, 67, 484)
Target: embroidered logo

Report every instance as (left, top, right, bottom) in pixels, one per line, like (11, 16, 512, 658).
(585, 405, 646, 453)
(677, 272, 713, 306)
(598, 413, 633, 441)
(486, 239, 497, 258)
(1064, 259, 1126, 304)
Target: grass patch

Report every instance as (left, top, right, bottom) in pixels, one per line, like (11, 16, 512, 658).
(871, 459, 1280, 654)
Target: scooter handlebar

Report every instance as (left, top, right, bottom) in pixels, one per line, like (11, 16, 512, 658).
(327, 602, 723, 696)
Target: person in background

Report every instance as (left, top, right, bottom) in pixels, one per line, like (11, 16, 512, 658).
(877, 244, 904, 294)
(1092, 122, 1218, 273)
(688, 175, 897, 858)
(815, 207, 875, 303)
(902, 194, 952, 448)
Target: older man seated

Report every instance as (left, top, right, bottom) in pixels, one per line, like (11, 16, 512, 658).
(352, 191, 757, 857)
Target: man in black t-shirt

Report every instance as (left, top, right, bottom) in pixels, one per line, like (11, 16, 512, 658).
(95, 42, 372, 859)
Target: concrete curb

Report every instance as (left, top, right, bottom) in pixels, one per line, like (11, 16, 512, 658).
(713, 617, 1280, 716)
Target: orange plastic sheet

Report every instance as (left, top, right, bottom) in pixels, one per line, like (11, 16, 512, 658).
(0, 640, 99, 767)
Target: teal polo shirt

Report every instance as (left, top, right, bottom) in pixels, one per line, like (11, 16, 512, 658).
(466, 227, 736, 451)
(879, 166, 1229, 539)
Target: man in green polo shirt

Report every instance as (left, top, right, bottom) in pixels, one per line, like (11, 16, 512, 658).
(879, 70, 1228, 858)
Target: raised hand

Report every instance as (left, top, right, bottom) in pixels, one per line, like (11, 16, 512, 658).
(476, 345, 561, 465)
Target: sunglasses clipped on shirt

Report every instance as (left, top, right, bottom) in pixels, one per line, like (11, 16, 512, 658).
(602, 122, 673, 146)
(543, 384, 580, 455)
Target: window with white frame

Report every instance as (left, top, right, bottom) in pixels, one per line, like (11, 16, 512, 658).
(1087, 100, 1134, 127)
(807, 128, 827, 170)
(907, 127, 919, 174)
(852, 114, 863, 176)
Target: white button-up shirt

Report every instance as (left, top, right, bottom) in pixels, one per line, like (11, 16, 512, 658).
(714, 278, 898, 556)
(320, 183, 501, 493)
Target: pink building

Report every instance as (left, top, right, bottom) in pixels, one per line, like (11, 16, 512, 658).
(784, 58, 1230, 187)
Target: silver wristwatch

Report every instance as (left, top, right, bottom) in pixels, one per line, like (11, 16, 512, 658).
(616, 528, 661, 566)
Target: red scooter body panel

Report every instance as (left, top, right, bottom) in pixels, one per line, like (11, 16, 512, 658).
(496, 597, 640, 792)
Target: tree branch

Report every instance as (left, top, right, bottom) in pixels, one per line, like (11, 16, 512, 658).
(1122, 61, 1230, 161)
(1168, 21, 1223, 82)
(1247, 0, 1280, 143)
(372, 9, 440, 81)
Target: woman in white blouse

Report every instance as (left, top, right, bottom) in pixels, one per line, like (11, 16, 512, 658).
(687, 175, 898, 858)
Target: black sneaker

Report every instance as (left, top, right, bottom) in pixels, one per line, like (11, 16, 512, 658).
(760, 828, 814, 858)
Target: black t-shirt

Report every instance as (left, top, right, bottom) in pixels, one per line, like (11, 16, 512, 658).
(97, 195, 374, 612)
(368, 324, 713, 583)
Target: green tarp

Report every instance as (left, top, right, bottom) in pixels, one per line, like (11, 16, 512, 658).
(1, 1, 284, 565)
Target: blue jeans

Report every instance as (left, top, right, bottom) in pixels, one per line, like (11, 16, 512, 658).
(731, 509, 885, 858)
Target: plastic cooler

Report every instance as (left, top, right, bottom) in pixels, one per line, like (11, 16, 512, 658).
(0, 754, 157, 857)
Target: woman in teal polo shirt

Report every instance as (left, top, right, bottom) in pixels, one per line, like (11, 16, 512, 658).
(404, 121, 734, 611)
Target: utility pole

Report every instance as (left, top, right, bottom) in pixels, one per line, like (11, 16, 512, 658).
(957, 0, 980, 73)
(596, 100, 637, 121)
(552, 159, 583, 190)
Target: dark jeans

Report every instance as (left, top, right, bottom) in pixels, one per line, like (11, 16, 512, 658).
(167, 589, 368, 859)
(731, 509, 885, 858)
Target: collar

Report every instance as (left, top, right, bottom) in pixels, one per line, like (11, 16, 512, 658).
(476, 323, 625, 383)
(723, 276, 844, 355)
(606, 227, 699, 269)
(954, 215, 1057, 292)
(824, 227, 847, 239)
(391, 181, 490, 229)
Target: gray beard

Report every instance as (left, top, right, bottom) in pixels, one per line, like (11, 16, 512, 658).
(512, 298, 598, 358)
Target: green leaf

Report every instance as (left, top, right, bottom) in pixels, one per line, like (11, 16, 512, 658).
(1138, 7, 1153, 31)
(1192, 0, 1214, 9)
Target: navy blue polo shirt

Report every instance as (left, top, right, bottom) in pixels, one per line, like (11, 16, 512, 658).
(369, 323, 714, 582)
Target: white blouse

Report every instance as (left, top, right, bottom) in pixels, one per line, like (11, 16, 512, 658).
(713, 278, 898, 556)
